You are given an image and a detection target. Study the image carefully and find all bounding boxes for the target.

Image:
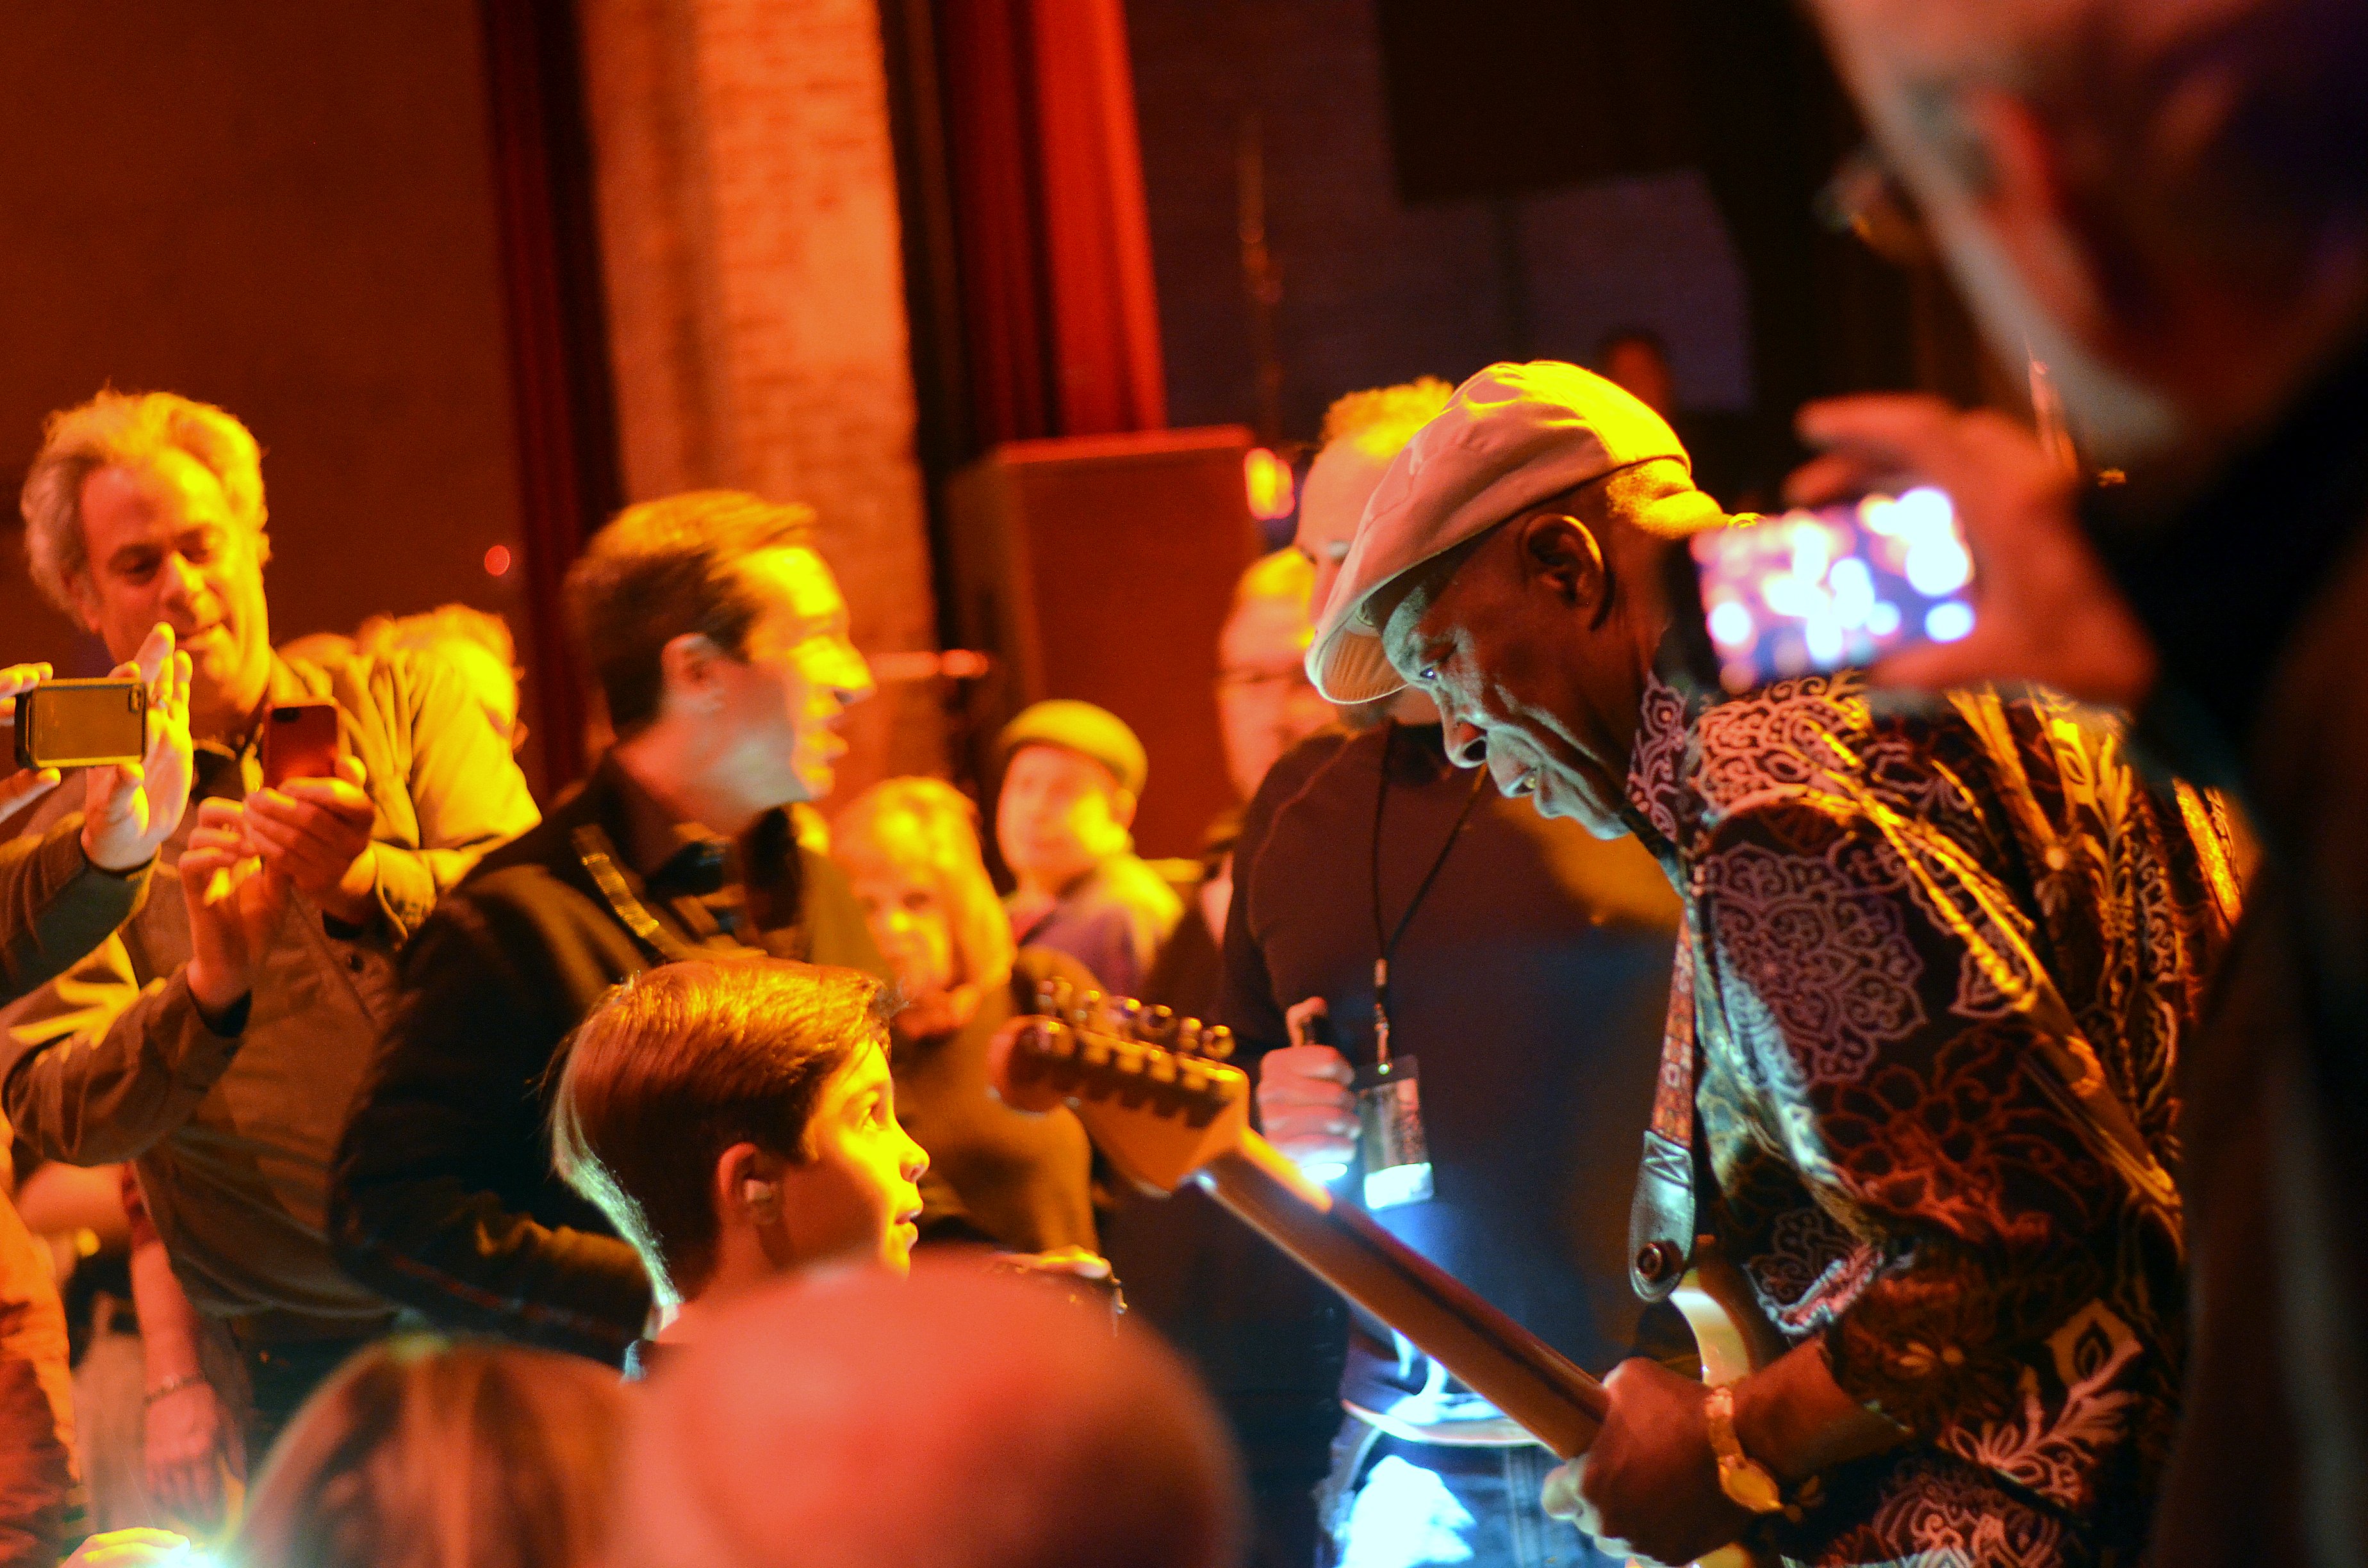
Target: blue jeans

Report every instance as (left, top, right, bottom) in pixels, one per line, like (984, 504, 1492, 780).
(1320, 1422, 1626, 1568)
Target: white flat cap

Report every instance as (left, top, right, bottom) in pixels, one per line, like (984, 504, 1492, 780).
(1305, 361, 1693, 705)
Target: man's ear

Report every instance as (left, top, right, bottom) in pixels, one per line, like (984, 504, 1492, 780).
(1958, 86, 2126, 352)
(1107, 785, 1138, 831)
(1516, 512, 1609, 623)
(715, 1142, 778, 1228)
(657, 632, 727, 717)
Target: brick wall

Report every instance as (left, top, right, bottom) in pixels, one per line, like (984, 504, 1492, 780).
(579, 0, 944, 805)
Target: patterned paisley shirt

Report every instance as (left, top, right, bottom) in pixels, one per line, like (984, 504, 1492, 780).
(1625, 673, 2244, 1568)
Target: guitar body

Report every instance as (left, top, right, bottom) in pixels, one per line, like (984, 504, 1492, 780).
(1672, 1238, 1791, 1390)
(992, 1008, 1786, 1568)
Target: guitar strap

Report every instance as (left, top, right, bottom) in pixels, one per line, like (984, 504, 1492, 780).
(1628, 919, 1705, 1303)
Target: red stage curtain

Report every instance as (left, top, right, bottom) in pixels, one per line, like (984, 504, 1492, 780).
(939, 0, 1167, 445)
(478, 0, 621, 794)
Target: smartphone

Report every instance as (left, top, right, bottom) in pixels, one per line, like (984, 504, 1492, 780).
(1691, 487, 1977, 694)
(261, 701, 345, 788)
(11, 679, 145, 770)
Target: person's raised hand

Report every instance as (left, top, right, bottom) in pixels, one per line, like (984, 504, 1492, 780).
(62, 1528, 193, 1568)
(1256, 997, 1358, 1170)
(81, 625, 195, 872)
(240, 753, 378, 926)
(0, 662, 62, 828)
(179, 798, 288, 1020)
(1539, 1358, 1752, 1567)
(1790, 394, 2158, 712)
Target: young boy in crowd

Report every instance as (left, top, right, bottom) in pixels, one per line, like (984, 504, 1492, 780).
(550, 958, 930, 1373)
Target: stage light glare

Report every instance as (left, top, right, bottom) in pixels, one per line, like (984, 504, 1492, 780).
(1245, 447, 1296, 521)
(484, 544, 513, 576)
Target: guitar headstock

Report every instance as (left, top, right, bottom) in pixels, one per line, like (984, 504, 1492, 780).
(989, 980, 1251, 1195)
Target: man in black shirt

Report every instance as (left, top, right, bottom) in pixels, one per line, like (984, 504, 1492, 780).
(1223, 382, 1682, 1568)
(331, 491, 885, 1365)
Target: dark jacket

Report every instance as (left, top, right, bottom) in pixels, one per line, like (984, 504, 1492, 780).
(0, 815, 147, 1008)
(329, 756, 885, 1364)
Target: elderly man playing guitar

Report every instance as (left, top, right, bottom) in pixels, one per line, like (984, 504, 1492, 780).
(1301, 362, 2241, 1568)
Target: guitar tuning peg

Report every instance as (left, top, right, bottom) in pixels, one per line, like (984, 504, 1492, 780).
(1108, 997, 1146, 1040)
(1071, 990, 1104, 1029)
(1136, 1004, 1175, 1043)
(1174, 1017, 1203, 1056)
(1037, 977, 1072, 1017)
(1197, 1025, 1235, 1061)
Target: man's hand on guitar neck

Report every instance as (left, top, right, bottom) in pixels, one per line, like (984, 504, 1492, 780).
(1542, 1343, 1908, 1565)
(1256, 997, 1359, 1168)
(1542, 1357, 1755, 1566)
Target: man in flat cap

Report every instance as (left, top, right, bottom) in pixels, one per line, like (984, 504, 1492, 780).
(1308, 361, 2242, 1567)
(994, 700, 1179, 997)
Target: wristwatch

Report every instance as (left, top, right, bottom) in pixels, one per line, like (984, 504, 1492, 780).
(1704, 1384, 1787, 1515)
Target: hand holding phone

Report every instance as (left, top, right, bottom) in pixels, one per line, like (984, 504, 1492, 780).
(1692, 488, 1976, 694)
(1788, 393, 2157, 709)
(78, 626, 197, 872)
(243, 731, 378, 928)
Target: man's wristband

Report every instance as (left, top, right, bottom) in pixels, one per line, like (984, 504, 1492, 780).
(144, 1373, 207, 1407)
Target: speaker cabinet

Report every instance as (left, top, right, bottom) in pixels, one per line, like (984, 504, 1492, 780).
(943, 425, 1260, 859)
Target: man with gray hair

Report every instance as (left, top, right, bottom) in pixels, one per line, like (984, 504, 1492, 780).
(1308, 361, 2242, 1567)
(1, 390, 538, 1487)
(1789, 3, 2368, 1561)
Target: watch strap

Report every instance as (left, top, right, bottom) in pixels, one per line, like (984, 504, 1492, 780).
(1705, 1384, 1789, 1517)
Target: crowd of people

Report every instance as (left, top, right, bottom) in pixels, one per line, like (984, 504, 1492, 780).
(0, 0, 2360, 1564)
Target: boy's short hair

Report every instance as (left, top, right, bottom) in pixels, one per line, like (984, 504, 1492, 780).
(551, 959, 890, 1304)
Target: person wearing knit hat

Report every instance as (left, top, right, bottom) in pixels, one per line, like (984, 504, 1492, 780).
(1307, 361, 2235, 1568)
(994, 700, 1180, 997)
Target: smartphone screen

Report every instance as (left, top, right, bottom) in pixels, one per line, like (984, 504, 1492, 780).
(261, 701, 345, 788)
(1690, 487, 1976, 694)
(12, 680, 145, 771)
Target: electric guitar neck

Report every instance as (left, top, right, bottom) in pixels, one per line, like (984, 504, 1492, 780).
(990, 991, 1786, 1568)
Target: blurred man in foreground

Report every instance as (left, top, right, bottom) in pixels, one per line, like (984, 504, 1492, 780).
(1795, 3, 2368, 1560)
(1310, 361, 2241, 1567)
(2, 389, 538, 1484)
(333, 491, 884, 1366)
(614, 1261, 1243, 1568)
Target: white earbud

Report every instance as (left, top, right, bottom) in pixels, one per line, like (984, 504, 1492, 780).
(742, 1179, 780, 1221)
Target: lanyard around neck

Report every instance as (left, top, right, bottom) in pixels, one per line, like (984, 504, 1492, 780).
(1368, 721, 1487, 1066)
